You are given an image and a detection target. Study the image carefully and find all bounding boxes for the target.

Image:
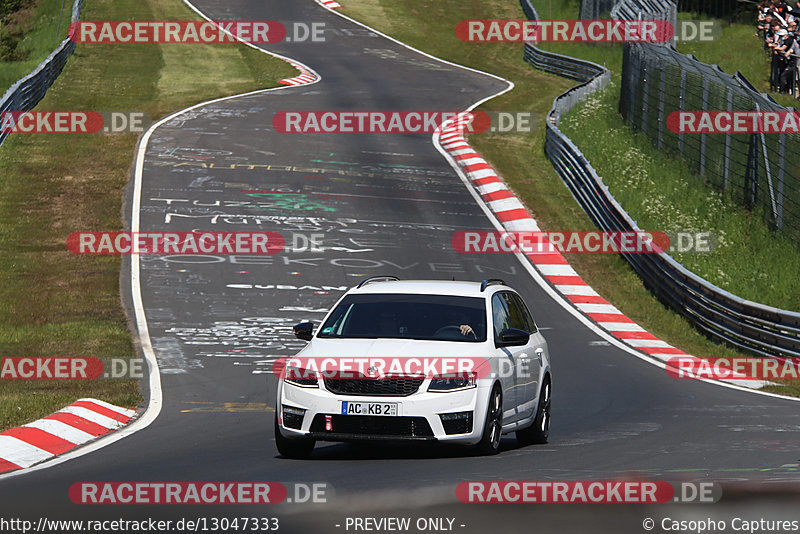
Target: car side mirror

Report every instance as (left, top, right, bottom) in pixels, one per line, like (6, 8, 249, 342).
(498, 328, 529, 346)
(293, 321, 314, 341)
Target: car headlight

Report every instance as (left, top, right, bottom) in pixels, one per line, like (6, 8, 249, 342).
(284, 367, 319, 388)
(427, 373, 476, 392)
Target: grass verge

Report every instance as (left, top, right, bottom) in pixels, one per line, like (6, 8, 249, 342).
(560, 83, 800, 311)
(0, 0, 76, 94)
(0, 0, 295, 431)
(340, 0, 800, 398)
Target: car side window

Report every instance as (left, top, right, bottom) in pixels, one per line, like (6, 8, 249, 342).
(501, 292, 528, 332)
(491, 294, 511, 342)
(510, 293, 538, 334)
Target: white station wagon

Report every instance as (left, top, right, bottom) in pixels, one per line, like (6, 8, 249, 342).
(275, 277, 552, 457)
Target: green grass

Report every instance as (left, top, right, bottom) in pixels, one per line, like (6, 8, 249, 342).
(560, 83, 800, 311)
(0, 0, 294, 431)
(0, 0, 76, 95)
(340, 0, 764, 364)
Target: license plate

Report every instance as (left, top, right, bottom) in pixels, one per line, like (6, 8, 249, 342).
(341, 401, 398, 416)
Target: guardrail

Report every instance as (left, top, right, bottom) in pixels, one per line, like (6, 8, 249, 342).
(0, 0, 84, 148)
(520, 0, 800, 359)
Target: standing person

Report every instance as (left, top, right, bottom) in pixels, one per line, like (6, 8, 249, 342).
(770, 26, 789, 90)
(772, 0, 791, 20)
(779, 24, 798, 91)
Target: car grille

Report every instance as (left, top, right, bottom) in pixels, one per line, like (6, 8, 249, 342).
(324, 377, 424, 397)
(310, 414, 434, 438)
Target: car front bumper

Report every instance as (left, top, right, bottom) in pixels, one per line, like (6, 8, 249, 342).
(277, 380, 491, 444)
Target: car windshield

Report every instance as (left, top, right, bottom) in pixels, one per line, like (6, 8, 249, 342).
(318, 293, 487, 342)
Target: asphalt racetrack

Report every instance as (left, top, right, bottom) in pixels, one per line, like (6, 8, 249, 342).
(2, 1, 800, 532)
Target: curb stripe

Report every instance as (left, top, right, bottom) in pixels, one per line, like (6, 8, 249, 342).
(24, 419, 94, 444)
(545, 275, 586, 285)
(61, 407, 123, 429)
(588, 313, 635, 323)
(279, 59, 320, 86)
(495, 208, 532, 222)
(481, 190, 514, 202)
(0, 428, 75, 455)
(613, 331, 661, 340)
(44, 413, 108, 436)
(0, 437, 51, 469)
(0, 458, 21, 474)
(316, 0, 342, 10)
(0, 398, 135, 474)
(72, 400, 132, 423)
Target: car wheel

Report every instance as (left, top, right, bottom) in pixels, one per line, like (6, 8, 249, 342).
(274, 413, 315, 459)
(517, 376, 551, 445)
(476, 385, 503, 455)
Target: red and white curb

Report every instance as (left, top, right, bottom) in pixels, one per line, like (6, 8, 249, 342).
(435, 113, 768, 390)
(279, 58, 321, 86)
(0, 399, 135, 474)
(315, 0, 342, 9)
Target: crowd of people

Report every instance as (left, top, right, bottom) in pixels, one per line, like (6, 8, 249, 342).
(758, 0, 800, 96)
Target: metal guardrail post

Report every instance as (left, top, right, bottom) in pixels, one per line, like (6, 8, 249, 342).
(777, 133, 786, 229)
(723, 87, 733, 190)
(657, 64, 666, 149)
(699, 77, 709, 175)
(678, 68, 686, 154)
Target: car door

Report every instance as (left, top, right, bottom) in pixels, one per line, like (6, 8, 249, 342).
(504, 292, 545, 422)
(491, 292, 524, 424)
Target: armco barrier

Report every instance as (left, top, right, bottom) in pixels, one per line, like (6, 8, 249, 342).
(0, 0, 84, 149)
(520, 0, 800, 359)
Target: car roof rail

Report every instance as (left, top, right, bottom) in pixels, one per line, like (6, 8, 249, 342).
(480, 279, 506, 292)
(356, 275, 400, 289)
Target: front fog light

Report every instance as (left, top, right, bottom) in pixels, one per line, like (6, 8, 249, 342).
(439, 411, 473, 434)
(282, 405, 305, 430)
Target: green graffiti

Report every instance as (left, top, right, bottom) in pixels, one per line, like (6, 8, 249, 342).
(245, 193, 336, 212)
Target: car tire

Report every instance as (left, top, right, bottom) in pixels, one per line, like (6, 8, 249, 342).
(274, 414, 315, 459)
(516, 376, 551, 445)
(476, 385, 503, 456)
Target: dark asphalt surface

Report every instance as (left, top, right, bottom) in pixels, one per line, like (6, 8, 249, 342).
(1, 1, 800, 532)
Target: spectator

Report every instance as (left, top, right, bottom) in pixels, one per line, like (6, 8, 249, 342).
(777, 24, 797, 91)
(784, 22, 800, 95)
(771, 28, 789, 91)
(759, 13, 775, 46)
(771, 0, 791, 21)
(756, 1, 800, 97)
